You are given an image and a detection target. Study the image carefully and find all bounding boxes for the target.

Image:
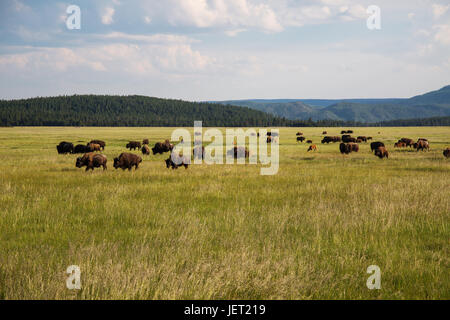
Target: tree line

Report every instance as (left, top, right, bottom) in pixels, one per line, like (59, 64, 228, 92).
(1, 95, 448, 127)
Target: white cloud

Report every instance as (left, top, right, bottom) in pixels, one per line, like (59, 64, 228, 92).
(433, 24, 450, 45)
(101, 7, 115, 25)
(432, 3, 449, 19)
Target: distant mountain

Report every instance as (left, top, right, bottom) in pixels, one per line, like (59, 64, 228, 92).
(216, 85, 450, 123)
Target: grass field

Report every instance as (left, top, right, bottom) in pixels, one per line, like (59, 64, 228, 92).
(0, 126, 449, 300)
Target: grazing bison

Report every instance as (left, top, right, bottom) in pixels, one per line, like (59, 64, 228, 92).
(307, 144, 317, 152)
(322, 131, 327, 135)
(76, 153, 107, 171)
(357, 136, 367, 142)
(443, 148, 450, 158)
(340, 143, 358, 154)
(371, 141, 385, 152)
(193, 145, 205, 160)
(306, 140, 313, 144)
(152, 140, 174, 155)
(340, 130, 346, 134)
(367, 137, 373, 140)
(322, 136, 340, 144)
(87, 143, 101, 152)
(297, 136, 305, 143)
(73, 144, 91, 154)
(89, 140, 105, 150)
(141, 145, 150, 155)
(296, 132, 303, 136)
(227, 146, 249, 159)
(416, 140, 429, 151)
(56, 141, 73, 154)
(113, 153, 142, 171)
(165, 153, 190, 169)
(142, 139, 149, 145)
(126, 141, 141, 150)
(374, 146, 389, 159)
(394, 142, 406, 148)
(342, 136, 357, 143)
(400, 138, 414, 147)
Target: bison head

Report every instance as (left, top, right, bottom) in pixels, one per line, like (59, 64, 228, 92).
(75, 157, 84, 168)
(113, 157, 119, 169)
(165, 158, 172, 168)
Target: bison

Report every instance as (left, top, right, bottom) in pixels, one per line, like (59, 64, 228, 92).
(89, 140, 105, 150)
(141, 145, 150, 155)
(357, 136, 367, 142)
(416, 140, 429, 151)
(394, 141, 406, 148)
(322, 131, 327, 135)
(193, 145, 205, 160)
(152, 140, 174, 155)
(342, 136, 357, 143)
(370, 141, 385, 152)
(227, 146, 249, 159)
(307, 144, 317, 152)
(142, 139, 149, 145)
(443, 148, 450, 158)
(126, 141, 141, 150)
(400, 138, 414, 147)
(76, 153, 107, 171)
(113, 153, 142, 170)
(296, 132, 303, 136)
(297, 136, 306, 143)
(374, 146, 389, 159)
(56, 141, 73, 154)
(73, 144, 91, 154)
(165, 153, 190, 169)
(87, 143, 101, 152)
(340, 143, 358, 154)
(306, 140, 313, 144)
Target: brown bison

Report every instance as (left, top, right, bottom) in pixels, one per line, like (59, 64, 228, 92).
(357, 136, 367, 142)
(443, 148, 450, 158)
(89, 140, 105, 150)
(394, 141, 406, 148)
(340, 143, 358, 154)
(307, 144, 317, 152)
(322, 131, 327, 135)
(370, 141, 385, 152)
(322, 136, 341, 144)
(400, 138, 414, 147)
(141, 145, 150, 155)
(76, 153, 107, 171)
(165, 153, 190, 169)
(306, 140, 313, 144)
(87, 143, 101, 152)
(152, 140, 174, 155)
(227, 146, 249, 159)
(193, 145, 205, 160)
(296, 132, 303, 136)
(267, 136, 272, 143)
(297, 136, 306, 143)
(374, 146, 389, 159)
(56, 141, 73, 154)
(73, 144, 90, 154)
(126, 141, 141, 150)
(367, 137, 373, 140)
(415, 140, 429, 151)
(342, 135, 357, 143)
(142, 139, 149, 145)
(113, 153, 142, 171)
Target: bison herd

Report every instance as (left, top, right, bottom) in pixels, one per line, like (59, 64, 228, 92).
(56, 131, 449, 172)
(297, 130, 448, 160)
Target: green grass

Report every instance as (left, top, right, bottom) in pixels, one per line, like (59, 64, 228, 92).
(0, 126, 449, 299)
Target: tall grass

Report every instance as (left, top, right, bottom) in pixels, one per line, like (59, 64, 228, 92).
(0, 126, 449, 299)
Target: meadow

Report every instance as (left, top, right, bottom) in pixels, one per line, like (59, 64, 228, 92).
(0, 126, 448, 299)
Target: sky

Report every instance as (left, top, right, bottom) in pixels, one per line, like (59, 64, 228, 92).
(0, 0, 449, 101)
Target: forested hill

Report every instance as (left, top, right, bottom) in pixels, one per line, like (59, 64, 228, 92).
(0, 95, 291, 127)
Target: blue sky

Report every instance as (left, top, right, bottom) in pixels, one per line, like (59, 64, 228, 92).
(0, 0, 449, 100)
